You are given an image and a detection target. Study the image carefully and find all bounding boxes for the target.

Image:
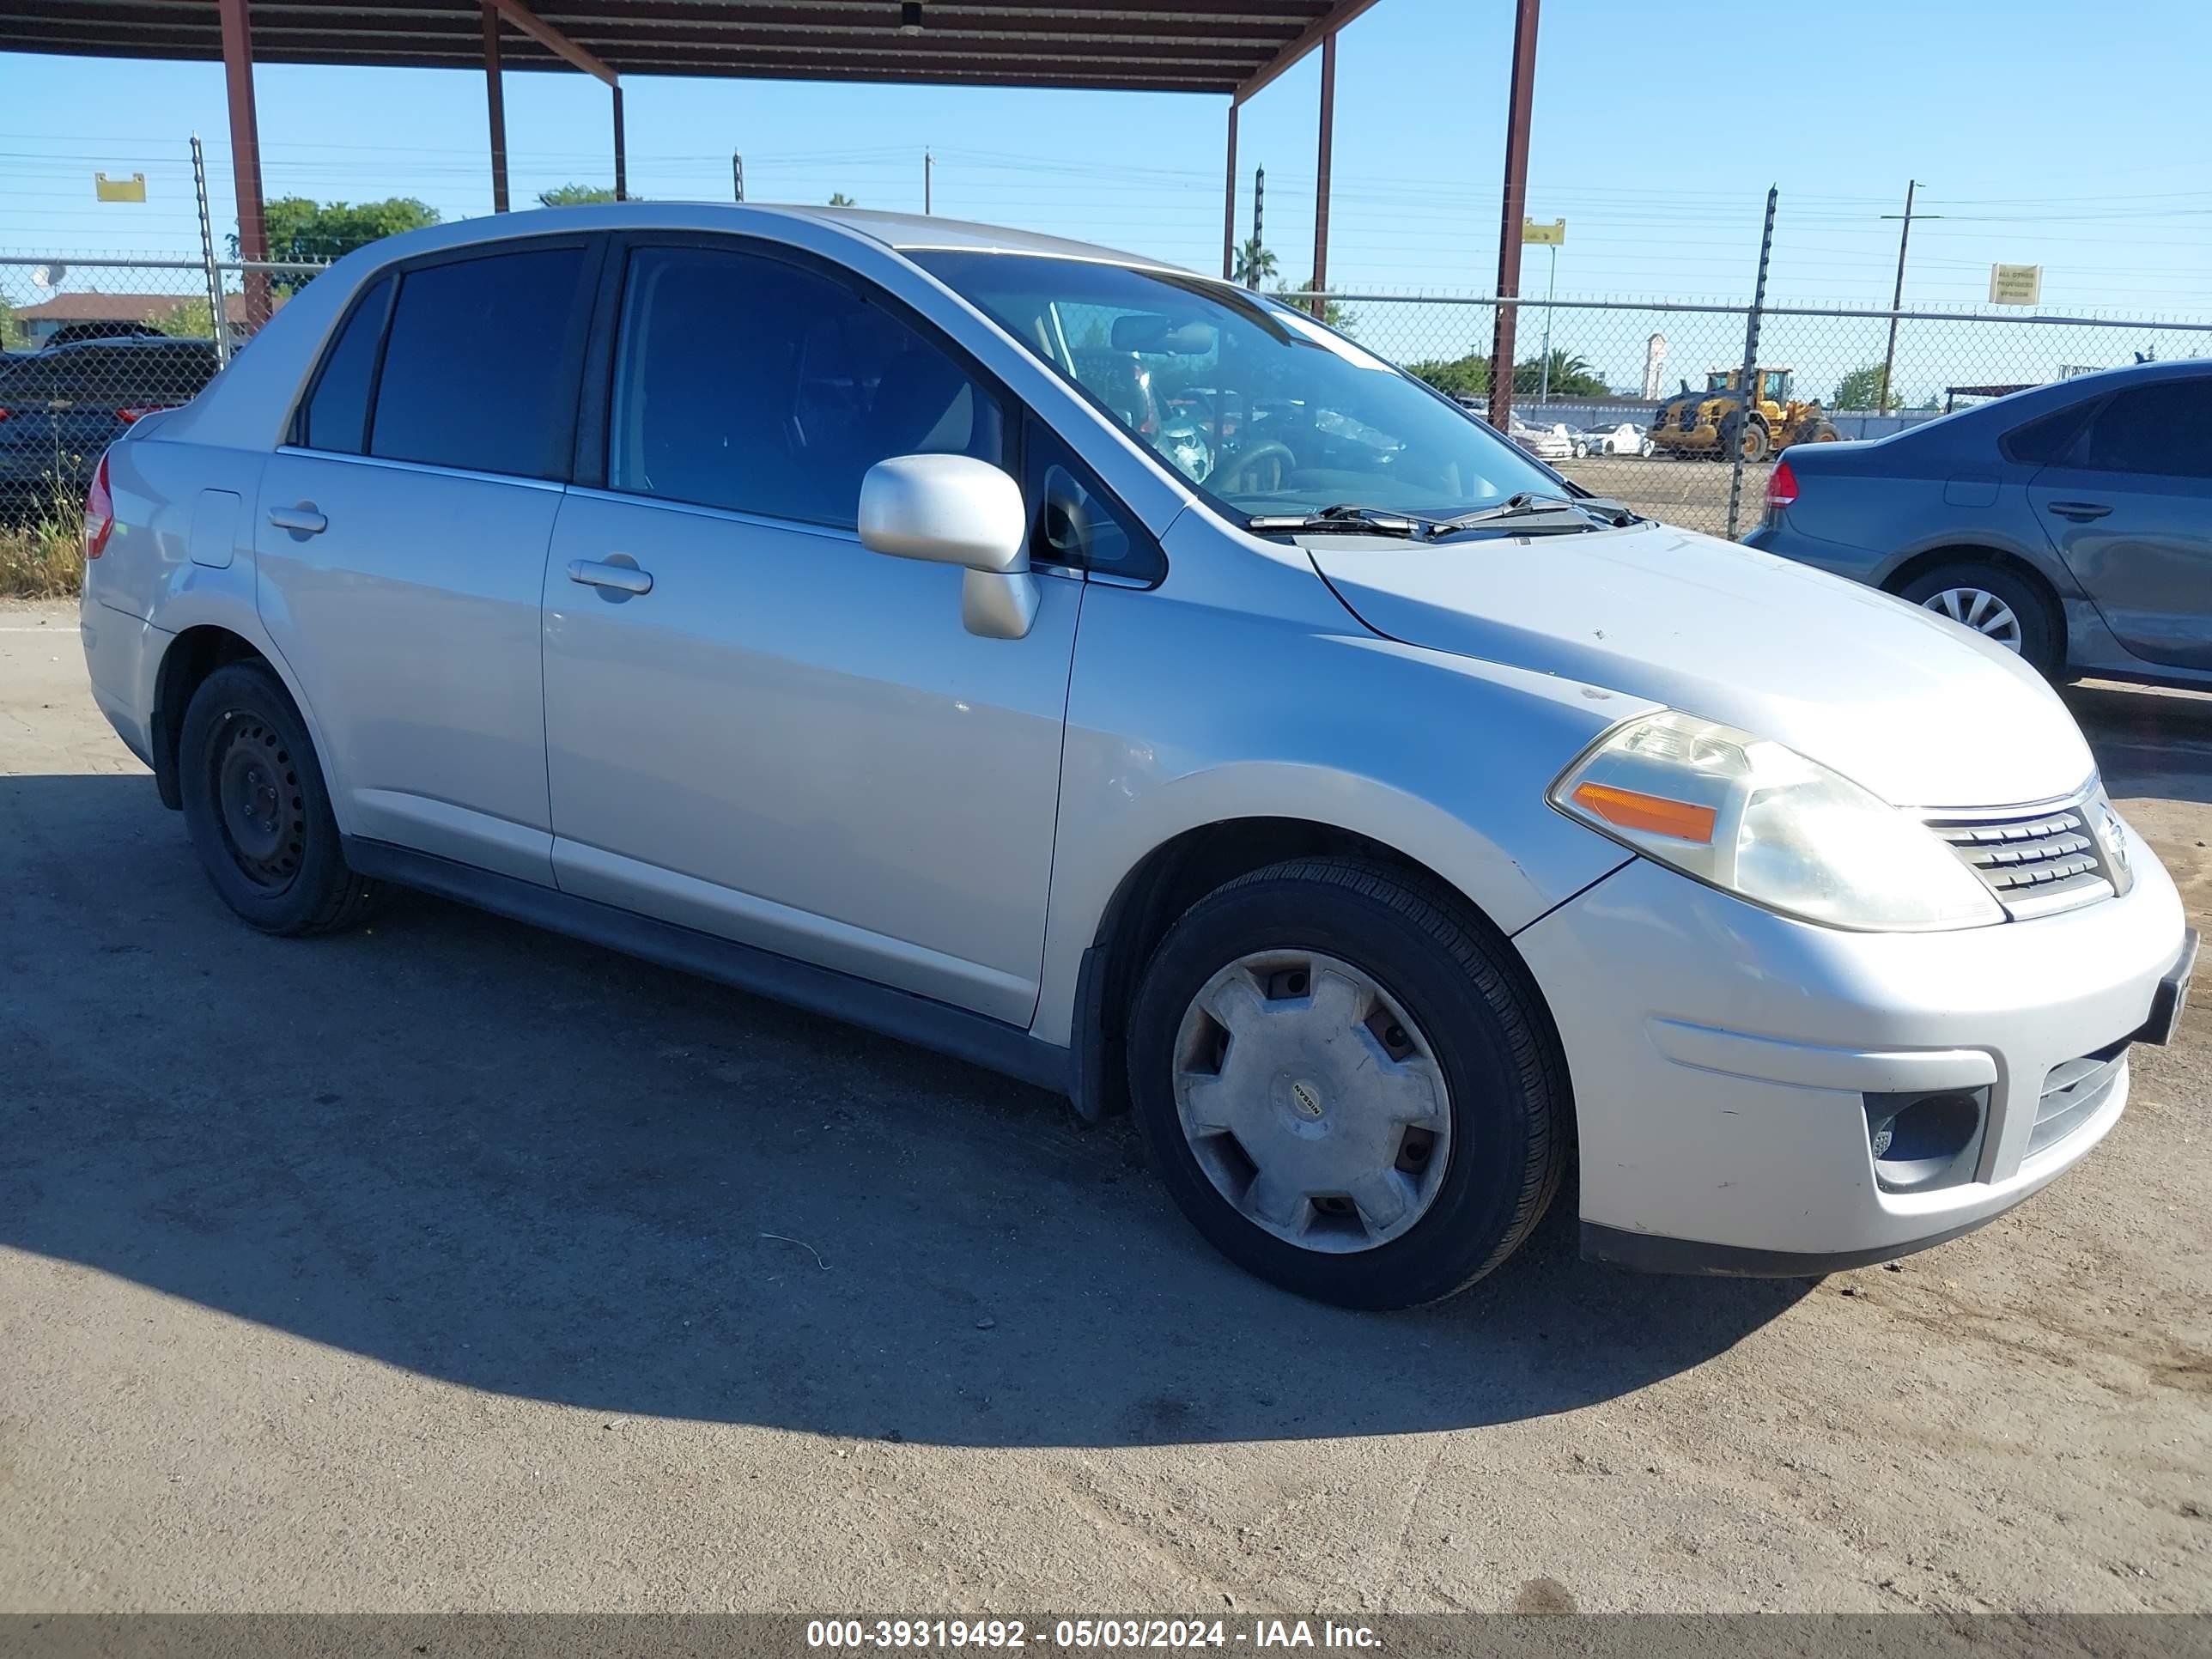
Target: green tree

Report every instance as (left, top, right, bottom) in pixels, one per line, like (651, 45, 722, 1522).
(239, 197, 442, 289)
(1514, 348, 1606, 398)
(1832, 362, 1896, 411)
(0, 295, 19, 349)
(152, 296, 218, 339)
(1273, 277, 1357, 336)
(538, 183, 617, 207)
(1407, 352, 1492, 399)
(828, 192, 858, 207)
(1231, 237, 1277, 288)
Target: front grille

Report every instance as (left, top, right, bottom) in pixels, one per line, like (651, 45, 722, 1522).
(2030, 1039, 2129, 1157)
(1925, 798, 2114, 919)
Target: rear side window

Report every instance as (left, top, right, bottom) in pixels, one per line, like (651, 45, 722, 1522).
(370, 246, 592, 478)
(302, 274, 393, 454)
(607, 244, 1003, 527)
(2078, 379, 2212, 479)
(2000, 399, 2093, 465)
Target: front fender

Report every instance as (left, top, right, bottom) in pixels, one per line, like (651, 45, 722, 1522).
(1031, 574, 1648, 1048)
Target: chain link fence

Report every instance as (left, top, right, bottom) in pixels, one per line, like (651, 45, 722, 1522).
(0, 253, 326, 524)
(1322, 292, 2212, 536)
(6, 252, 2209, 544)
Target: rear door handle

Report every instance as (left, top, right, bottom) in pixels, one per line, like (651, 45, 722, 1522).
(2046, 501, 2112, 521)
(267, 504, 326, 534)
(566, 557, 653, 595)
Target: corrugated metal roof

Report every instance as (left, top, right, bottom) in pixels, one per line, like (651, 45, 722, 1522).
(2, 1, 1368, 97)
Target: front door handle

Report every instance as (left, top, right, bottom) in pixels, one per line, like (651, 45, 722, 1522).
(2046, 501, 2112, 521)
(566, 557, 653, 596)
(267, 503, 326, 535)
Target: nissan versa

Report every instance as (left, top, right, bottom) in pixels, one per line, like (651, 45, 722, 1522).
(77, 206, 2195, 1309)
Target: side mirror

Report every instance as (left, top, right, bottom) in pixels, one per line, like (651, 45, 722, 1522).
(858, 453, 1037, 641)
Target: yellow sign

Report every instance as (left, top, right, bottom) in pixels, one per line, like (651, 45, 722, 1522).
(94, 172, 147, 203)
(1988, 264, 2042, 306)
(1522, 217, 1565, 246)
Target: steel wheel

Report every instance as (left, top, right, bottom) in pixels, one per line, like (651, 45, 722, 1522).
(210, 713, 306, 889)
(1923, 585, 2024, 653)
(1171, 949, 1450, 1255)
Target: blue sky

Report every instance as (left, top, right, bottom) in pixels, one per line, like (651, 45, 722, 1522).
(3, 0, 2210, 362)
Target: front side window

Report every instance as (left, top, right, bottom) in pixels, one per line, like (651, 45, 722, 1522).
(2078, 380, 2212, 479)
(911, 251, 1562, 523)
(608, 245, 1002, 527)
(369, 246, 591, 478)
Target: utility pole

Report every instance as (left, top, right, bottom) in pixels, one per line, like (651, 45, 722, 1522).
(1537, 240, 1559, 404)
(1486, 0, 1540, 430)
(1879, 180, 1941, 416)
(732, 151, 744, 203)
(1248, 164, 1265, 290)
(924, 149, 933, 215)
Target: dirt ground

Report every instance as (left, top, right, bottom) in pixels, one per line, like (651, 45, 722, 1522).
(1557, 452, 1774, 537)
(2, 598, 2208, 1614)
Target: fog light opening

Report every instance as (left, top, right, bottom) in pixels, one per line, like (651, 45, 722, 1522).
(1863, 1087, 1989, 1194)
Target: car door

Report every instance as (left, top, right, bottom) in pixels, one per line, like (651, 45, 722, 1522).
(2027, 374, 2212, 672)
(539, 238, 1083, 1027)
(254, 238, 602, 884)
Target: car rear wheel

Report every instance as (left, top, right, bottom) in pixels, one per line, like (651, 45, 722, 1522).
(1127, 858, 1566, 1310)
(178, 661, 379, 936)
(1896, 562, 2061, 677)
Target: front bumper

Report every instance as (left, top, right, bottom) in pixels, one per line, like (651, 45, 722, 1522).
(1515, 824, 2188, 1273)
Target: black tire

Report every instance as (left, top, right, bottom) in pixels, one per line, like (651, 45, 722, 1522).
(1796, 420, 1841, 445)
(178, 660, 379, 936)
(1127, 858, 1567, 1310)
(1895, 560, 2062, 677)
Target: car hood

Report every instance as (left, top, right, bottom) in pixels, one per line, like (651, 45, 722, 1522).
(1307, 519, 2095, 810)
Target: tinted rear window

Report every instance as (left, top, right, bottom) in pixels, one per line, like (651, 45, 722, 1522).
(302, 274, 393, 454)
(2080, 379, 2212, 478)
(2000, 399, 2094, 465)
(369, 246, 590, 478)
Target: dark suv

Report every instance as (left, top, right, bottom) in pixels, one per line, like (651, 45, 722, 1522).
(0, 337, 222, 514)
(1746, 359, 2211, 688)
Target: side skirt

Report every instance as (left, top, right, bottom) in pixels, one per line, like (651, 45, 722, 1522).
(342, 836, 1076, 1098)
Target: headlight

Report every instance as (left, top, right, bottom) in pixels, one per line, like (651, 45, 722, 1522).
(1550, 710, 2004, 932)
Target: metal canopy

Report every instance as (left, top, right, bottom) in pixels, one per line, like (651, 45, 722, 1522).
(1, 1, 1367, 97)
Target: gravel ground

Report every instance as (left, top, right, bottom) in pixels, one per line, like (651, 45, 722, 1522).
(2, 599, 2208, 1614)
(1555, 453, 1775, 537)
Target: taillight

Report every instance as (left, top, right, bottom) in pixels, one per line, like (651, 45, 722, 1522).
(115, 405, 166, 424)
(1766, 458, 1799, 511)
(83, 451, 115, 560)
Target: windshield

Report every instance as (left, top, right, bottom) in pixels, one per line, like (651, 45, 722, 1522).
(909, 250, 1564, 521)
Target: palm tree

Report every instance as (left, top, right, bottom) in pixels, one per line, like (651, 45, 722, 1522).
(1232, 237, 1278, 289)
(828, 192, 858, 207)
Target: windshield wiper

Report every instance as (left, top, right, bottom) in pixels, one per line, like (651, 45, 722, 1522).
(1246, 501, 1427, 538)
(1424, 492, 1631, 538)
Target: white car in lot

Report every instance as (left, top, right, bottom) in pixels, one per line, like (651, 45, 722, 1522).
(1572, 421, 1653, 459)
(1509, 418, 1575, 461)
(77, 205, 2194, 1308)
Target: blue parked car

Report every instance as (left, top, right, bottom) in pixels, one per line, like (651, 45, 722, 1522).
(1746, 360, 2211, 688)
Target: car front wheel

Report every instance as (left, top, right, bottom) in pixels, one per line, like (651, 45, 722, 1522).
(1127, 858, 1567, 1310)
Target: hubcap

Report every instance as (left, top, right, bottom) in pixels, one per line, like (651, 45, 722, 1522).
(1172, 950, 1450, 1254)
(214, 716, 306, 888)
(1923, 586, 2023, 652)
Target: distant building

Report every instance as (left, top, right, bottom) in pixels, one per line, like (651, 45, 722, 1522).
(14, 289, 281, 343)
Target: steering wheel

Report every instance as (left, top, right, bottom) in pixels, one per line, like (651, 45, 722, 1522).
(1215, 440, 1297, 496)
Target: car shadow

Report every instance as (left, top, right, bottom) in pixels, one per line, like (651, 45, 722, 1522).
(2066, 679, 2212, 806)
(2, 771, 1805, 1449)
